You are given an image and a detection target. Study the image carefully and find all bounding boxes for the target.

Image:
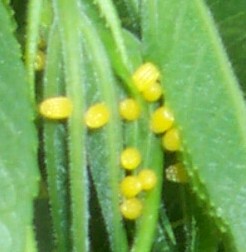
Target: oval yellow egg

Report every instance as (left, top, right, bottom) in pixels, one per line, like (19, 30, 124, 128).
(85, 103, 110, 129)
(138, 169, 157, 191)
(120, 176, 142, 198)
(142, 82, 163, 102)
(119, 98, 140, 121)
(132, 62, 160, 92)
(39, 97, 72, 120)
(150, 106, 174, 134)
(162, 128, 181, 151)
(120, 147, 142, 170)
(166, 163, 188, 183)
(120, 198, 143, 220)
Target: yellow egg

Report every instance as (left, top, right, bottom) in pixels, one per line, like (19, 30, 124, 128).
(34, 50, 45, 71)
(166, 163, 188, 183)
(120, 198, 143, 220)
(132, 62, 160, 92)
(120, 147, 142, 170)
(85, 103, 110, 129)
(142, 82, 162, 102)
(39, 97, 72, 119)
(119, 98, 140, 121)
(138, 169, 157, 191)
(150, 106, 174, 134)
(120, 176, 142, 198)
(162, 128, 181, 151)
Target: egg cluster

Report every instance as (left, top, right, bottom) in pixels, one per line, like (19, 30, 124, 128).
(38, 62, 187, 221)
(132, 63, 187, 185)
(119, 147, 157, 220)
(149, 105, 188, 183)
(132, 62, 163, 102)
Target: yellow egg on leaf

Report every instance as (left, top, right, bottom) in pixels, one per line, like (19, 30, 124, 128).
(119, 98, 140, 121)
(39, 96, 72, 120)
(85, 102, 110, 129)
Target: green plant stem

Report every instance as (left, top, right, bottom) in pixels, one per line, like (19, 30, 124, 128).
(53, 0, 88, 251)
(80, 9, 128, 251)
(94, 0, 133, 71)
(25, 0, 43, 101)
(131, 121, 163, 252)
(43, 22, 70, 251)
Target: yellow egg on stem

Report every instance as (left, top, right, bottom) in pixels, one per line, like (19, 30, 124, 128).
(142, 82, 162, 102)
(85, 102, 110, 129)
(162, 128, 181, 151)
(132, 62, 160, 92)
(119, 98, 140, 121)
(120, 147, 142, 170)
(120, 198, 143, 220)
(39, 96, 72, 120)
(120, 176, 142, 198)
(138, 169, 157, 191)
(150, 106, 174, 134)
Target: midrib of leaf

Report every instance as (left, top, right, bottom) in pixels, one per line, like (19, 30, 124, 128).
(53, 0, 89, 251)
(0, 1, 39, 251)
(79, 9, 129, 251)
(142, 0, 246, 251)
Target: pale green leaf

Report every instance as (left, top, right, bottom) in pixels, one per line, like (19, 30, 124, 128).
(142, 0, 246, 250)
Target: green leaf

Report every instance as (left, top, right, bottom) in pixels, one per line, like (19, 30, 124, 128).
(141, 0, 246, 251)
(206, 0, 246, 90)
(0, 1, 39, 251)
